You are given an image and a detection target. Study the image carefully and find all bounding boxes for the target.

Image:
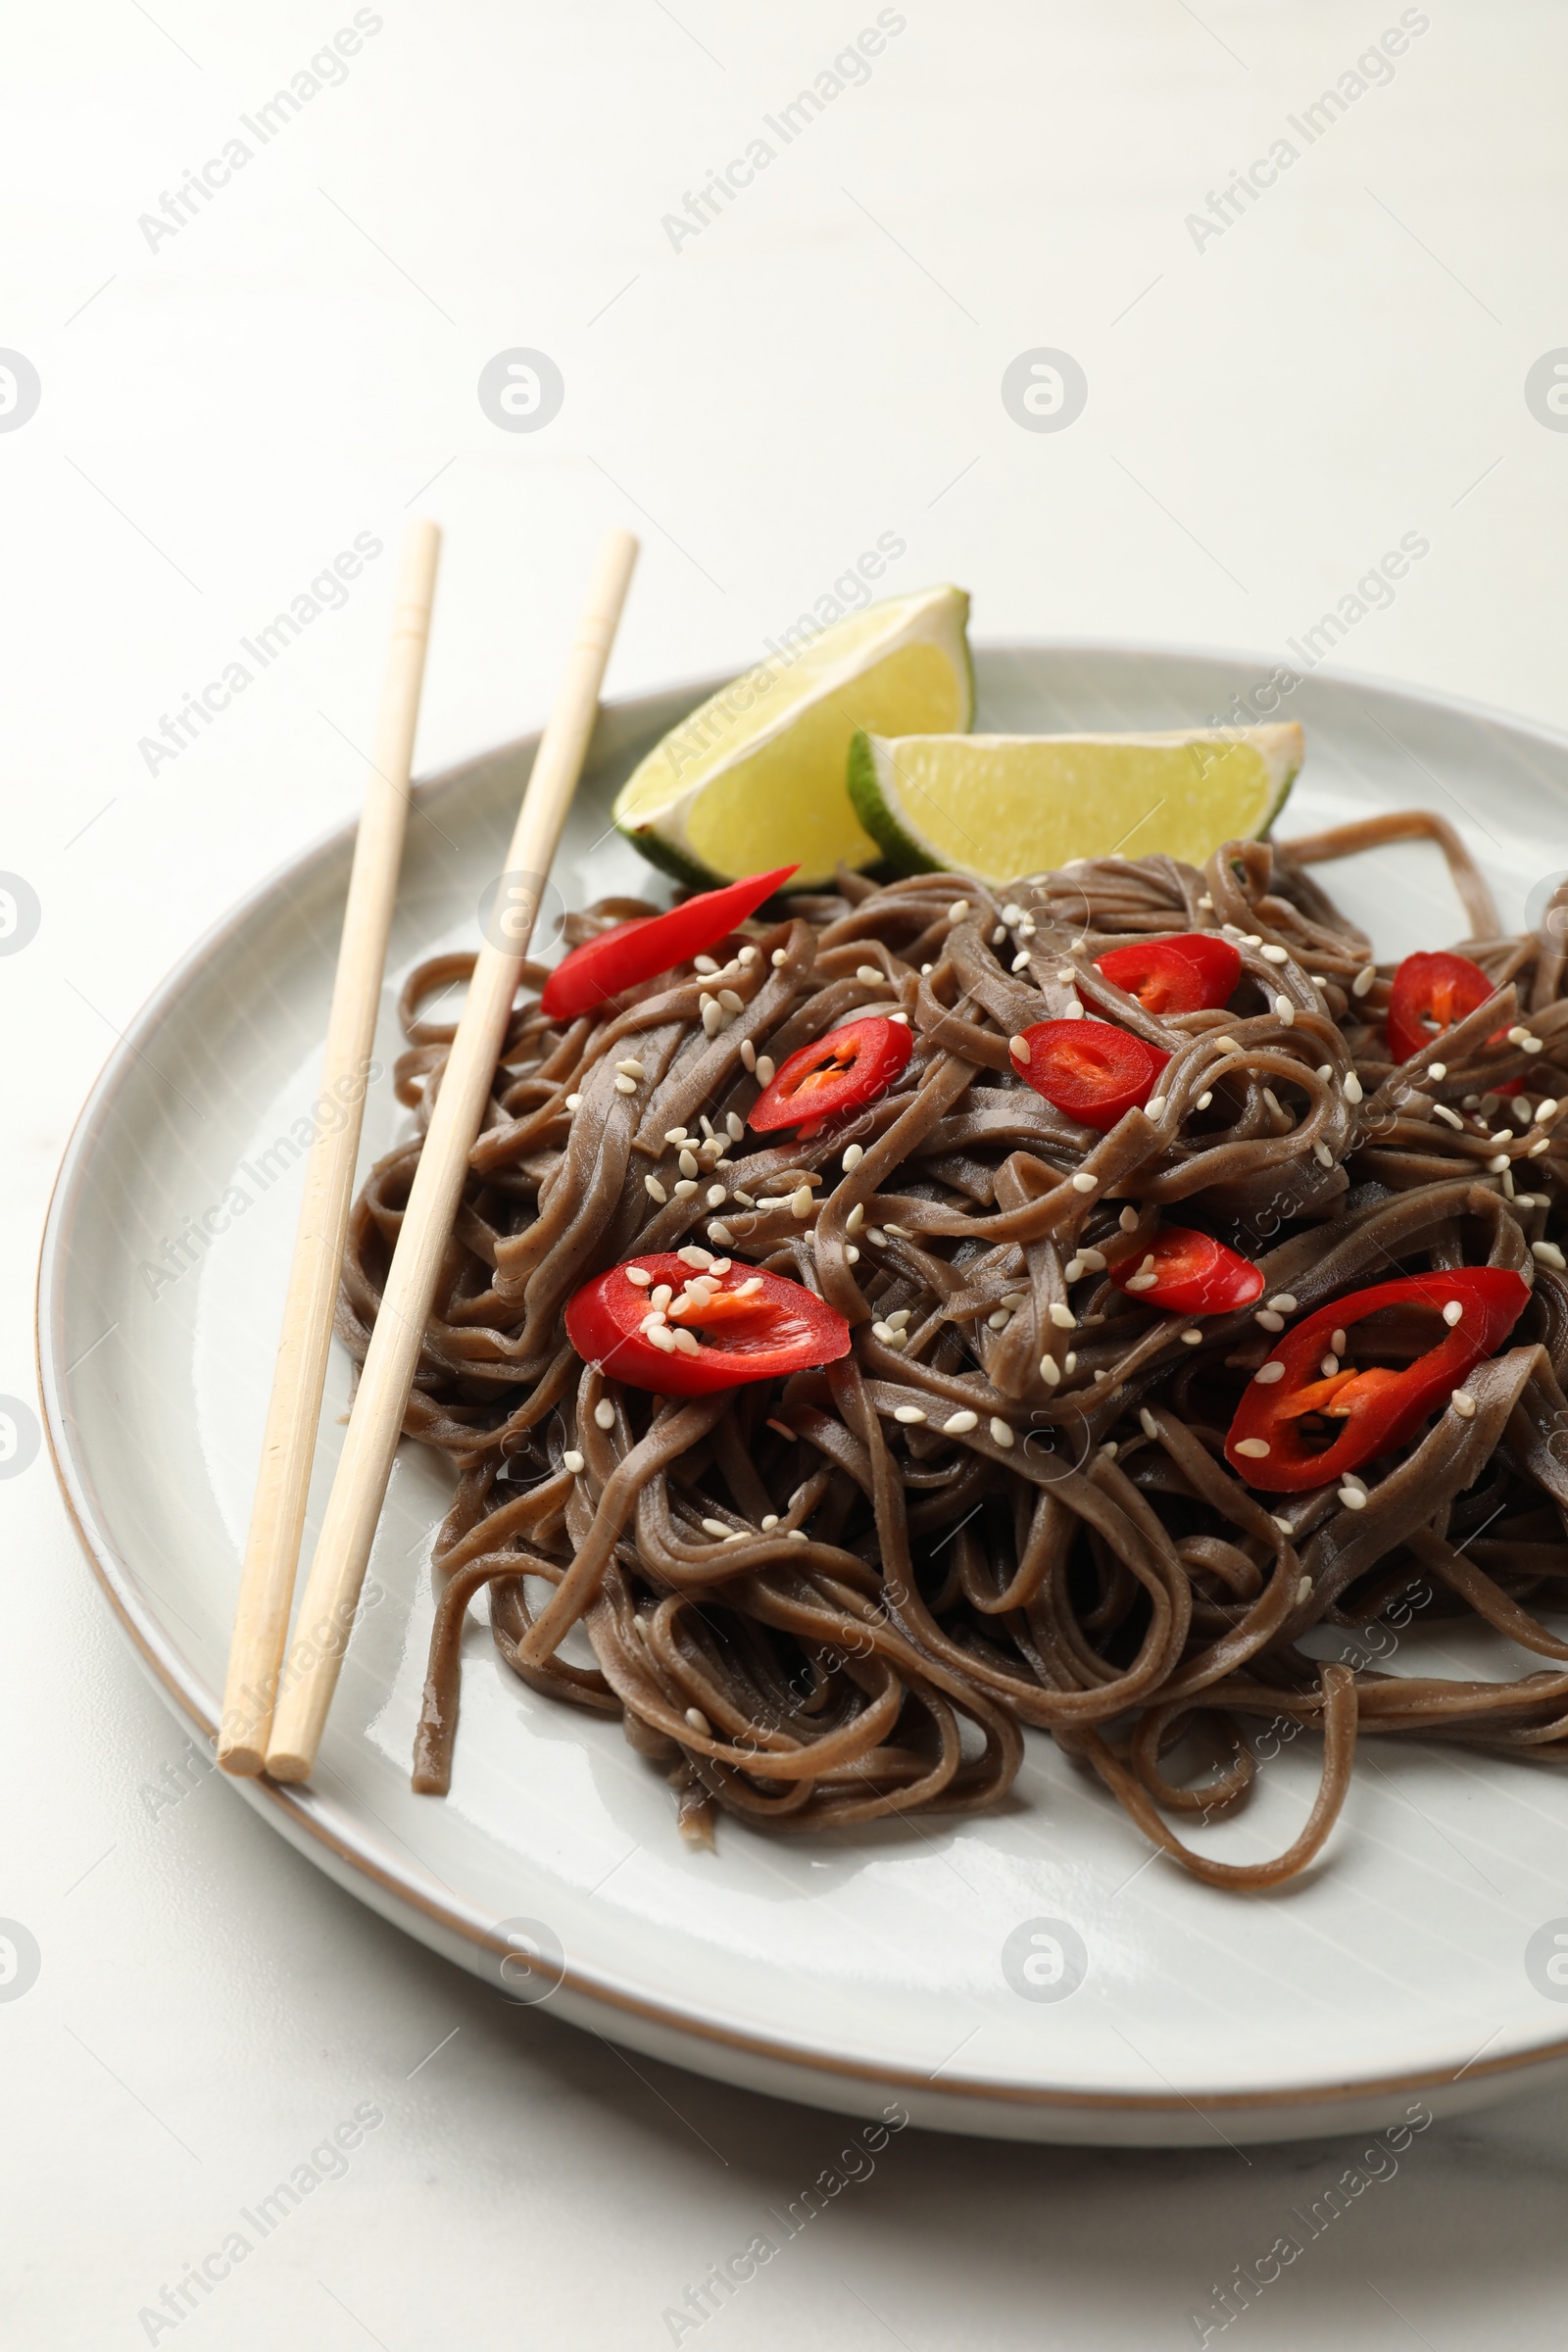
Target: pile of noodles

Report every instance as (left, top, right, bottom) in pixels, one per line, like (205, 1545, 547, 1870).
(335, 810, 1568, 1886)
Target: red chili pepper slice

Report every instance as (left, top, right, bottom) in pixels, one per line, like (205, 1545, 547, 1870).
(1095, 933, 1242, 1016)
(540, 864, 798, 1020)
(1224, 1266, 1530, 1492)
(1109, 1225, 1264, 1315)
(748, 1015, 913, 1136)
(564, 1251, 851, 1396)
(1011, 1018, 1170, 1133)
(1385, 951, 1503, 1065)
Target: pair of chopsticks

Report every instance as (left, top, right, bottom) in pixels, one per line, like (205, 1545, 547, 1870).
(219, 524, 639, 1783)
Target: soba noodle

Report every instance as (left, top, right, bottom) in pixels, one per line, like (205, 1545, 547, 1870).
(335, 813, 1568, 1884)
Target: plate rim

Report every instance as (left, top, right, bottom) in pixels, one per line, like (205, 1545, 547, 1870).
(36, 637, 1568, 2121)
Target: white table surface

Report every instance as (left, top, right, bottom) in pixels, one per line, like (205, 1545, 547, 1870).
(8, 3, 1568, 2344)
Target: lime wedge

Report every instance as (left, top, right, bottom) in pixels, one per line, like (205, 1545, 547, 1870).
(848, 725, 1303, 884)
(612, 586, 973, 888)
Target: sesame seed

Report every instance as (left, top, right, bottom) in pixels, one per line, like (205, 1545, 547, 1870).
(1071, 1173, 1098, 1194)
(1532, 1241, 1567, 1269)
(614, 1074, 637, 1094)
(770, 949, 788, 966)
(846, 1246, 859, 1262)
(1320, 1353, 1339, 1379)
(1442, 1299, 1464, 1326)
(1488, 1154, 1511, 1174)
(564, 1093, 582, 1110)
(1269, 1296, 1298, 1313)
(1008, 1033, 1030, 1060)
(1331, 1326, 1347, 1354)
(678, 1246, 714, 1267)
(671, 1327, 701, 1355)
(738, 946, 759, 965)
(1540, 1099, 1561, 1123)
(944, 1409, 979, 1434)
(1254, 1361, 1285, 1384)
(1255, 1309, 1285, 1332)
(1079, 1249, 1106, 1270)
(594, 1399, 615, 1429)
(948, 899, 970, 922)
(1213, 1036, 1241, 1054)
(1342, 1072, 1363, 1104)
(990, 1417, 1014, 1447)
(1351, 964, 1376, 998)
(1429, 1062, 1446, 1079)
(1139, 1408, 1159, 1439)
(1433, 1104, 1464, 1129)
(857, 964, 882, 984)
(1451, 1389, 1478, 1418)
(1313, 1141, 1334, 1167)
(1181, 1329, 1202, 1345)
(1196, 1092, 1213, 1110)
(1145, 1095, 1168, 1118)
(684, 1706, 711, 1734)
(1040, 1355, 1061, 1384)
(677, 1149, 699, 1177)
(1063, 1001, 1085, 1020)
(1118, 1207, 1140, 1232)
(1338, 1486, 1366, 1510)
(756, 1055, 775, 1086)
(1234, 1438, 1271, 1459)
(563, 1449, 586, 1474)
(988, 1308, 1009, 1331)
(708, 1220, 734, 1247)
(1049, 1302, 1076, 1329)
(894, 1405, 927, 1424)
(787, 1529, 808, 1542)
(1296, 1574, 1312, 1601)
(760, 1514, 779, 1530)
(1260, 943, 1289, 964)
(626, 1265, 652, 1286)
(1125, 1272, 1159, 1292)
(867, 1228, 887, 1246)
(614, 1057, 645, 1079)
(789, 1184, 813, 1219)
(1063, 1257, 1084, 1283)
(673, 1179, 699, 1198)
(644, 1175, 667, 1204)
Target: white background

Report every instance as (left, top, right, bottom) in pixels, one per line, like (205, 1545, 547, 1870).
(7, 3, 1568, 2345)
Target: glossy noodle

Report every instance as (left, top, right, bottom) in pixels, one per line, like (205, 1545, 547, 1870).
(335, 816, 1568, 1884)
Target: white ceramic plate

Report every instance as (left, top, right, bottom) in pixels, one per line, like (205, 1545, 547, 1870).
(39, 643, 1568, 2146)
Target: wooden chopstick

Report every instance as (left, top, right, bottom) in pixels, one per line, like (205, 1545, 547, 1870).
(264, 526, 640, 1784)
(219, 517, 442, 1777)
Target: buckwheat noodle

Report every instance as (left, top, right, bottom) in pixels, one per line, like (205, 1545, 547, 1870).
(335, 816, 1568, 1884)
